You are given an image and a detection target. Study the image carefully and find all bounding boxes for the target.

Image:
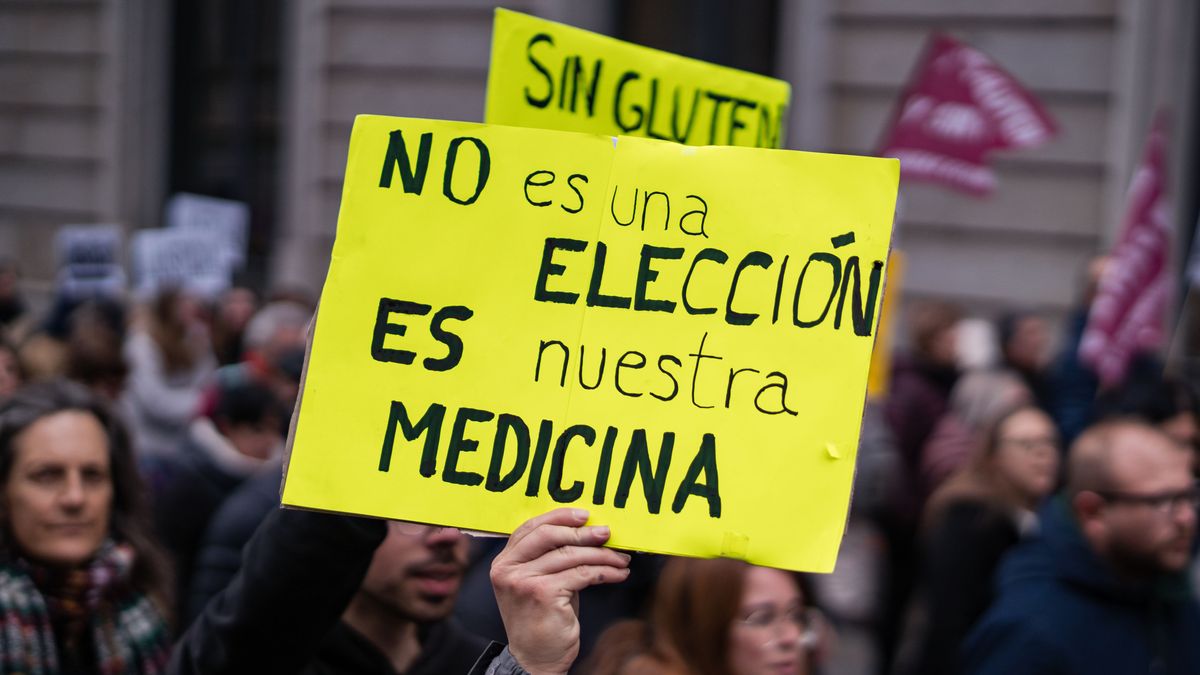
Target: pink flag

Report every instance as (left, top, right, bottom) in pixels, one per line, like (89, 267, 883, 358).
(878, 33, 1057, 196)
(1080, 116, 1171, 387)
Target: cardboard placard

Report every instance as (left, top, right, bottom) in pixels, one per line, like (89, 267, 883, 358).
(165, 192, 249, 268)
(282, 115, 898, 572)
(486, 9, 791, 149)
(131, 229, 231, 300)
(55, 224, 126, 300)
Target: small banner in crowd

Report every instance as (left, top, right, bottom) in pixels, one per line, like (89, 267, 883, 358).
(165, 192, 250, 268)
(1080, 116, 1171, 387)
(878, 32, 1056, 196)
(281, 116, 899, 572)
(131, 229, 231, 300)
(485, 9, 791, 148)
(55, 224, 126, 300)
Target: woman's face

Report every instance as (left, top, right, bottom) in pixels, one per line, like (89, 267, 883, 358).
(6, 411, 113, 566)
(729, 566, 808, 675)
(993, 408, 1060, 504)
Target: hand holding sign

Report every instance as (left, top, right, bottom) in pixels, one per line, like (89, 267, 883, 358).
(491, 508, 630, 675)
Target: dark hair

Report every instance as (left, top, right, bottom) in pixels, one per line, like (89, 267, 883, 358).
(211, 380, 286, 430)
(148, 288, 202, 374)
(997, 310, 1042, 350)
(0, 380, 171, 608)
(1096, 373, 1199, 427)
(909, 301, 962, 359)
(64, 300, 128, 395)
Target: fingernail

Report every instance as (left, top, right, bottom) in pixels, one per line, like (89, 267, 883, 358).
(573, 508, 589, 521)
(617, 552, 631, 563)
(593, 525, 611, 538)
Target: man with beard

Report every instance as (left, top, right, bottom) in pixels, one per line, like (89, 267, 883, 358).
(336, 522, 480, 673)
(962, 419, 1200, 675)
(171, 510, 486, 674)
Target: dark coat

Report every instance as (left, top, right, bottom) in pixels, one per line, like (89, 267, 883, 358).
(961, 498, 1200, 675)
(185, 460, 281, 622)
(895, 500, 1021, 675)
(142, 427, 253, 624)
(169, 508, 488, 675)
(884, 355, 958, 521)
(885, 355, 958, 467)
(1044, 310, 1097, 447)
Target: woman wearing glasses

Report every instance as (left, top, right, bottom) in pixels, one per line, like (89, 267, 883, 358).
(894, 404, 1060, 675)
(585, 557, 824, 675)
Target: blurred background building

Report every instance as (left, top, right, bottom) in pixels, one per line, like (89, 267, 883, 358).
(0, 0, 1196, 340)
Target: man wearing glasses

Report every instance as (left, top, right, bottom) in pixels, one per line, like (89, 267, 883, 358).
(962, 419, 1200, 675)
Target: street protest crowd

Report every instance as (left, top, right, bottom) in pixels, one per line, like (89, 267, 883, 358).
(0, 246, 1197, 675)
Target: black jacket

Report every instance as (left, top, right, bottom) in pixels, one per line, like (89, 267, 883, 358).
(895, 500, 1022, 675)
(186, 461, 282, 622)
(142, 429, 255, 625)
(169, 507, 487, 674)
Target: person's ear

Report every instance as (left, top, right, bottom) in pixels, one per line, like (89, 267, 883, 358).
(1072, 491, 1106, 534)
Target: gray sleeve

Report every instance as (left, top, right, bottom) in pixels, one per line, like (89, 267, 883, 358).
(468, 643, 532, 675)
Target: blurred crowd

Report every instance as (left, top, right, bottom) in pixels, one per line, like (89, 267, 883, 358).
(0, 250, 1196, 675)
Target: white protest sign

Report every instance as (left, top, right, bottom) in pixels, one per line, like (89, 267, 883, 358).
(165, 192, 249, 268)
(55, 224, 126, 300)
(132, 228, 231, 300)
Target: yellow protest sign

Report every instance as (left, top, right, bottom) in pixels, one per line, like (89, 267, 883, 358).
(485, 9, 791, 148)
(282, 115, 898, 572)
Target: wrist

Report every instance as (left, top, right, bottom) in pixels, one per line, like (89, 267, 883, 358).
(506, 646, 564, 675)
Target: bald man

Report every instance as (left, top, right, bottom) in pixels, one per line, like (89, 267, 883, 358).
(962, 419, 1200, 675)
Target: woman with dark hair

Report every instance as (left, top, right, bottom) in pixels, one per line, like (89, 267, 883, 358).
(587, 557, 821, 675)
(0, 380, 171, 672)
(894, 404, 1059, 675)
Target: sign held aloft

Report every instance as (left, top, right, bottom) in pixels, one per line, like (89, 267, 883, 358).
(132, 229, 231, 300)
(486, 9, 791, 148)
(55, 224, 126, 300)
(282, 116, 898, 572)
(165, 192, 250, 268)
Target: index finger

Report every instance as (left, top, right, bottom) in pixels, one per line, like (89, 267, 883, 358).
(503, 523, 613, 566)
(507, 508, 590, 549)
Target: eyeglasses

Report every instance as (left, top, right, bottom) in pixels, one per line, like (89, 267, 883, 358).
(387, 520, 460, 537)
(1095, 484, 1200, 516)
(737, 606, 823, 650)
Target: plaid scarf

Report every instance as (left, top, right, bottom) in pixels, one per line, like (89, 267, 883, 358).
(0, 541, 170, 675)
